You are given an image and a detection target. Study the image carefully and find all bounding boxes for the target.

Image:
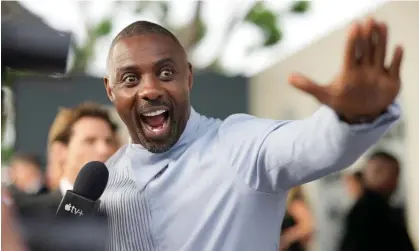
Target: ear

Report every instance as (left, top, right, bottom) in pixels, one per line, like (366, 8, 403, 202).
(104, 77, 115, 102)
(187, 62, 193, 91)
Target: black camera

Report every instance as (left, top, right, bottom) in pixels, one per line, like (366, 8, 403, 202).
(1, 1, 72, 76)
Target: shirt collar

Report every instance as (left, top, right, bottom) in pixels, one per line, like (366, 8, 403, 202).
(125, 107, 219, 191)
(59, 178, 74, 196)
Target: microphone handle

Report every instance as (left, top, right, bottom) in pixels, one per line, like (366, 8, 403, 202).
(56, 190, 99, 218)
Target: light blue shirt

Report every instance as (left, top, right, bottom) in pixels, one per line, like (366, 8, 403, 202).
(100, 104, 400, 251)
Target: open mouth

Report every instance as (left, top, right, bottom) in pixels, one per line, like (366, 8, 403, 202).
(138, 108, 170, 138)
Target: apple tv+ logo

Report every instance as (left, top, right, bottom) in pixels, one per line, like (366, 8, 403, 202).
(64, 203, 84, 216)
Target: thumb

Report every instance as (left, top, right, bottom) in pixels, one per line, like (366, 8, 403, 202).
(288, 73, 329, 103)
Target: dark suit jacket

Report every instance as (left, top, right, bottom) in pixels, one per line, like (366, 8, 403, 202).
(339, 190, 414, 251)
(8, 184, 49, 204)
(15, 189, 63, 218)
(15, 189, 109, 251)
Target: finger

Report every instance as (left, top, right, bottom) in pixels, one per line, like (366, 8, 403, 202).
(361, 18, 376, 65)
(344, 22, 362, 69)
(288, 73, 329, 103)
(389, 45, 404, 80)
(374, 22, 387, 69)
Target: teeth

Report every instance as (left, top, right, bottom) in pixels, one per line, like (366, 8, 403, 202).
(151, 127, 162, 132)
(142, 109, 166, 117)
(145, 123, 167, 132)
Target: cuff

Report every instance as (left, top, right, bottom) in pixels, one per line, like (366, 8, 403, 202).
(338, 102, 401, 132)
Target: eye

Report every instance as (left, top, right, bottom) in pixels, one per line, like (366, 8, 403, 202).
(122, 74, 138, 83)
(84, 137, 96, 145)
(159, 69, 174, 79)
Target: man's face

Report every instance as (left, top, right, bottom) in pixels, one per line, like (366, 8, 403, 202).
(10, 161, 42, 193)
(63, 117, 116, 178)
(105, 34, 192, 153)
(364, 157, 399, 195)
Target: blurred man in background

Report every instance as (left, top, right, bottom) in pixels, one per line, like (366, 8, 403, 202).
(7, 153, 48, 203)
(44, 107, 73, 191)
(16, 102, 119, 216)
(52, 103, 118, 189)
(339, 151, 414, 251)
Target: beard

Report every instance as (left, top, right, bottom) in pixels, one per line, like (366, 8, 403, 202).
(137, 115, 180, 153)
(131, 99, 188, 153)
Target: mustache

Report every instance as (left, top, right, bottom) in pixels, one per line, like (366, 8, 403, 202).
(137, 99, 172, 112)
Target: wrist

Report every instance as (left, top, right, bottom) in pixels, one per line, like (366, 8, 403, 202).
(338, 109, 387, 124)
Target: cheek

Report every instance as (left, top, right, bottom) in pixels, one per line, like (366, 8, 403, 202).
(67, 145, 94, 168)
(68, 148, 84, 161)
(114, 95, 136, 124)
(167, 86, 190, 105)
(20, 171, 32, 181)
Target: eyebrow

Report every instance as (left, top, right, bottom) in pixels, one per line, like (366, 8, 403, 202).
(115, 57, 176, 73)
(116, 65, 139, 73)
(154, 57, 176, 67)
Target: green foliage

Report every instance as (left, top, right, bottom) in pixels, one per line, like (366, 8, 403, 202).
(94, 18, 113, 37)
(1, 146, 14, 166)
(71, 17, 113, 73)
(1, 94, 5, 140)
(291, 1, 310, 13)
(1, 69, 18, 166)
(246, 2, 282, 46)
(70, 1, 310, 73)
(245, 1, 309, 47)
(246, 3, 276, 25)
(71, 40, 93, 74)
(195, 18, 207, 45)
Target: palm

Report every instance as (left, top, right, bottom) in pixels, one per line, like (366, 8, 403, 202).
(289, 18, 403, 120)
(329, 66, 400, 116)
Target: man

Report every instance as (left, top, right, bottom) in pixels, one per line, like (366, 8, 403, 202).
(44, 107, 73, 191)
(100, 18, 402, 251)
(52, 103, 118, 190)
(7, 153, 48, 200)
(339, 152, 414, 251)
(17, 102, 118, 216)
(363, 151, 400, 197)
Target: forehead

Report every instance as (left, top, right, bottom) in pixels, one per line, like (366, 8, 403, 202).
(109, 34, 183, 70)
(12, 160, 39, 170)
(71, 117, 113, 139)
(367, 157, 398, 172)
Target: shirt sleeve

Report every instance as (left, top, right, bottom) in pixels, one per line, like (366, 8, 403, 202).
(217, 103, 401, 194)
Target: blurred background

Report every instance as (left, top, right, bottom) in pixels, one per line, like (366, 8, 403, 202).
(1, 1, 418, 251)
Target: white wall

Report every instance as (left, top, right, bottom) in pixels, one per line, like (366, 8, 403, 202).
(250, 1, 419, 250)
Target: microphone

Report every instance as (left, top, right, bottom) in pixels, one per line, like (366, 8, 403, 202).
(56, 161, 109, 218)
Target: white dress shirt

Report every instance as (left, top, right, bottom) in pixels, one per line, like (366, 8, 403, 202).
(59, 178, 73, 196)
(100, 104, 400, 251)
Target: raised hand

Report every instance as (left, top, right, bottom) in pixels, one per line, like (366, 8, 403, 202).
(289, 18, 403, 123)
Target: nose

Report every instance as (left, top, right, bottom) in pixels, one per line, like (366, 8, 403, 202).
(138, 75, 164, 101)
